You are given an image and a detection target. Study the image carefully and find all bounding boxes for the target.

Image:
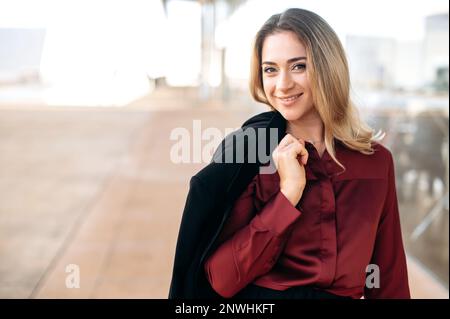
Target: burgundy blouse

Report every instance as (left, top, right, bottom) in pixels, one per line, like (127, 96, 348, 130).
(204, 140, 410, 299)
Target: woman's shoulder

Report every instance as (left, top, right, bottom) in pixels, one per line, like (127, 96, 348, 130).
(336, 140, 394, 180)
(370, 141, 394, 158)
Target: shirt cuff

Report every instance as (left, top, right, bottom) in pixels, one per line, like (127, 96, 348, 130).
(257, 191, 302, 236)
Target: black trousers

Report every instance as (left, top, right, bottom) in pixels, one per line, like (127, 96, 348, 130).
(234, 284, 351, 299)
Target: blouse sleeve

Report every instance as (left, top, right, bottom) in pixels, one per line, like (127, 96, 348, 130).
(204, 175, 302, 298)
(364, 152, 411, 299)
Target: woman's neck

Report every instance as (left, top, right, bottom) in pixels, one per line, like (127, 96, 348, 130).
(286, 115, 324, 144)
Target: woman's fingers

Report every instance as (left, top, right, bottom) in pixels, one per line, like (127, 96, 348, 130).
(299, 144, 309, 165)
(297, 138, 305, 146)
(273, 134, 294, 167)
(287, 140, 308, 165)
(276, 137, 309, 166)
(278, 133, 296, 150)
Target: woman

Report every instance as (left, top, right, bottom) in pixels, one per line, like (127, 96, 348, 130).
(169, 8, 410, 299)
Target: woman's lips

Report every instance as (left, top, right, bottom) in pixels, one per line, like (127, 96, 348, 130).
(277, 93, 303, 106)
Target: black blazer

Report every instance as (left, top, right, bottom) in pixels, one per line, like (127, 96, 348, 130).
(168, 110, 286, 299)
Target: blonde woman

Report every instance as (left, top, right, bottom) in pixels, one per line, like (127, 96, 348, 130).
(169, 8, 410, 299)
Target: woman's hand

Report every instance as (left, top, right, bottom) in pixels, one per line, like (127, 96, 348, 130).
(272, 134, 309, 206)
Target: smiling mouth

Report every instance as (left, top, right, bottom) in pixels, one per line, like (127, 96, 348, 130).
(278, 93, 303, 102)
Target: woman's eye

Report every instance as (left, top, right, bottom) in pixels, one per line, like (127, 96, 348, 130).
(293, 64, 306, 71)
(263, 67, 276, 73)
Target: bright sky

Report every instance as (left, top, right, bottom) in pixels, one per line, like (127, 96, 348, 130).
(258, 0, 448, 41)
(0, 0, 447, 40)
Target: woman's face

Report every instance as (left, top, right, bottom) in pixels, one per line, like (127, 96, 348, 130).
(261, 31, 316, 122)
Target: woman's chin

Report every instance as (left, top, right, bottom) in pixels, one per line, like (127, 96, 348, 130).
(277, 107, 303, 121)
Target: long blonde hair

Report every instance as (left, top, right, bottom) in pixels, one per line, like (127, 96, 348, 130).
(249, 8, 383, 169)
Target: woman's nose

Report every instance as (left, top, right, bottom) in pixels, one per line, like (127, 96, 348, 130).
(276, 71, 295, 91)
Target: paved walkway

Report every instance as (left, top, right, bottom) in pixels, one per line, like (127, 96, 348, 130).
(0, 88, 447, 298)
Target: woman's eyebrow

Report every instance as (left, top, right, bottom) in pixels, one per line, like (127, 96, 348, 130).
(262, 56, 306, 65)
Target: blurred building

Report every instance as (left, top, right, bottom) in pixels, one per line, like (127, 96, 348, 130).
(423, 13, 449, 92)
(346, 12, 449, 93)
(346, 35, 397, 90)
(0, 28, 45, 85)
